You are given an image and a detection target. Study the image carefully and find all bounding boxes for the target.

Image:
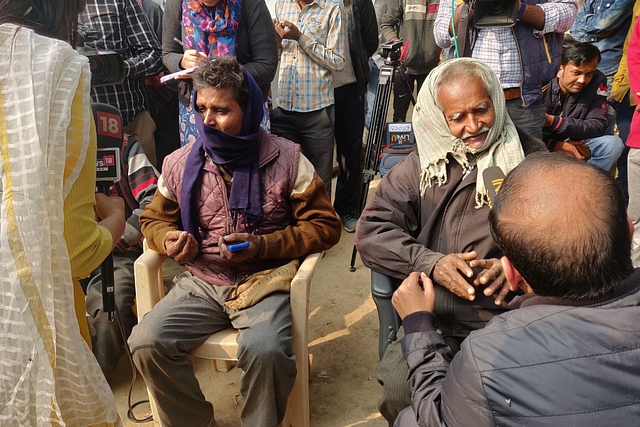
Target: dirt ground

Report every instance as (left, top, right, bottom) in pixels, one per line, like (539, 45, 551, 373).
(107, 180, 390, 427)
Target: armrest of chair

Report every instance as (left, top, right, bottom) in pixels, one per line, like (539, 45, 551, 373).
(371, 271, 402, 360)
(287, 251, 321, 427)
(134, 245, 169, 320)
(290, 252, 321, 353)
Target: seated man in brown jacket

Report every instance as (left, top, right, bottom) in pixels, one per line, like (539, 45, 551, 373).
(129, 56, 341, 427)
(354, 58, 546, 423)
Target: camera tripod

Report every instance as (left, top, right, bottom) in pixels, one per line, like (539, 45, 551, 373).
(349, 51, 415, 272)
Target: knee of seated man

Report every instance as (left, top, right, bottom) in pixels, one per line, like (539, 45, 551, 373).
(237, 330, 294, 366)
(588, 135, 624, 156)
(127, 318, 172, 355)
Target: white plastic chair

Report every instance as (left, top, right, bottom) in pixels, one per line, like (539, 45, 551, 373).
(134, 245, 320, 427)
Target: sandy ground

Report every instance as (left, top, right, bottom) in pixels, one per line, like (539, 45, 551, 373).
(106, 179, 390, 427)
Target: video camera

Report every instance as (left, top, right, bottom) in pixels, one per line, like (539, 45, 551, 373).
(466, 0, 519, 28)
(77, 25, 124, 86)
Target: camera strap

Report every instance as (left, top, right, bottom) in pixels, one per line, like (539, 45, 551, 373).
(457, 3, 473, 57)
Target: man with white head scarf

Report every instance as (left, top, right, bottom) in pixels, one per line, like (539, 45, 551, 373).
(355, 58, 546, 424)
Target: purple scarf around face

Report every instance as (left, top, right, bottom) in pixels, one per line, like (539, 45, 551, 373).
(180, 68, 264, 245)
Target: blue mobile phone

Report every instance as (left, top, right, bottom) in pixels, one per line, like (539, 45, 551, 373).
(227, 241, 250, 252)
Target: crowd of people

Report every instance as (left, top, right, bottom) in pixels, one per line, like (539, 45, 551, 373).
(1, 0, 640, 426)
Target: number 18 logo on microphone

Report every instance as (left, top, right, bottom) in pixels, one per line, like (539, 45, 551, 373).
(96, 111, 122, 139)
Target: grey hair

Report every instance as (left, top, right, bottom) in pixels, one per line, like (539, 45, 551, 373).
(433, 60, 495, 110)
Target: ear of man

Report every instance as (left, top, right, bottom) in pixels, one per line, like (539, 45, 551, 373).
(500, 256, 532, 294)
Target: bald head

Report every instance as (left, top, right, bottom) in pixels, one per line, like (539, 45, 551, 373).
(489, 152, 633, 299)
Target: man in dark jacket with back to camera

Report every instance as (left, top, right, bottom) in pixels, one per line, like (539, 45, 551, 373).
(393, 152, 640, 427)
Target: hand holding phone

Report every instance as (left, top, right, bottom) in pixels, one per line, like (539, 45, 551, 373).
(219, 233, 260, 261)
(226, 241, 250, 253)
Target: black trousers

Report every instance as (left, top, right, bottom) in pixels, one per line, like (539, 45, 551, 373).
(333, 82, 365, 216)
(392, 73, 427, 122)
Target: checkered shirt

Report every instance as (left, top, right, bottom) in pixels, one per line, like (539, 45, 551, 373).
(275, 0, 347, 112)
(79, 0, 163, 126)
(434, 0, 576, 89)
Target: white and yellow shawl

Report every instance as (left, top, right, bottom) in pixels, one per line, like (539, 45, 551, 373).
(0, 24, 121, 427)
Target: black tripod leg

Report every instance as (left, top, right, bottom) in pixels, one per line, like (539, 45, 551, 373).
(350, 65, 395, 271)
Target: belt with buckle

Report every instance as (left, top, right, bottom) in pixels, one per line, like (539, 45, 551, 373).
(503, 87, 521, 101)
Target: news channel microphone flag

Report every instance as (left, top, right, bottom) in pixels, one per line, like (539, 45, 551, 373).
(92, 102, 124, 321)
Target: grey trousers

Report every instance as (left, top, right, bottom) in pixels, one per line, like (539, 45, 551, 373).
(128, 272, 296, 427)
(628, 148, 640, 268)
(85, 251, 139, 375)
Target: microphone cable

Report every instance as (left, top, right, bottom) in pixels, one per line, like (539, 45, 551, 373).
(112, 305, 154, 423)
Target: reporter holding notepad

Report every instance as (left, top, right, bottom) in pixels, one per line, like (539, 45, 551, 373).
(162, 0, 279, 145)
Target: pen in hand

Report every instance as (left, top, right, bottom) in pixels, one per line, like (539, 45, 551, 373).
(173, 37, 184, 47)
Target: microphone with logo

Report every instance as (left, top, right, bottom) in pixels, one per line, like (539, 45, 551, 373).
(92, 102, 123, 322)
(483, 165, 505, 209)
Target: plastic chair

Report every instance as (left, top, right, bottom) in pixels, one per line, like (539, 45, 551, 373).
(370, 271, 402, 360)
(134, 245, 320, 427)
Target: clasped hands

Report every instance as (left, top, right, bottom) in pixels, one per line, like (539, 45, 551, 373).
(273, 19, 302, 40)
(392, 251, 508, 320)
(163, 230, 260, 264)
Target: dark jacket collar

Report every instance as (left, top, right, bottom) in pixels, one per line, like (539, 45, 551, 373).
(509, 268, 640, 309)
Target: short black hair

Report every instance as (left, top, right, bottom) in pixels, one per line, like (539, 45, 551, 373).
(0, 0, 86, 46)
(561, 41, 601, 67)
(489, 152, 633, 300)
(192, 56, 249, 111)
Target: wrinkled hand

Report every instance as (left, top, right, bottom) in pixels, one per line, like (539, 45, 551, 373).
(432, 251, 477, 301)
(274, 20, 302, 40)
(164, 230, 199, 263)
(469, 258, 509, 305)
(218, 233, 261, 263)
(94, 193, 125, 220)
(392, 272, 435, 319)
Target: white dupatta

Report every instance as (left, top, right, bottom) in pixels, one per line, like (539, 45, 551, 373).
(0, 24, 121, 426)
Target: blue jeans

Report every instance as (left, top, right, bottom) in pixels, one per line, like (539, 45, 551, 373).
(586, 134, 625, 171)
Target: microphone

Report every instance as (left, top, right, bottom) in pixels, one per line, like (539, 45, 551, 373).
(482, 166, 505, 209)
(92, 102, 123, 322)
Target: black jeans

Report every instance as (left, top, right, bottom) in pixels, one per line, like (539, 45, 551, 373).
(333, 82, 365, 216)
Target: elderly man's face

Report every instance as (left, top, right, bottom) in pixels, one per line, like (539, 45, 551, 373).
(438, 77, 495, 149)
(196, 87, 244, 136)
